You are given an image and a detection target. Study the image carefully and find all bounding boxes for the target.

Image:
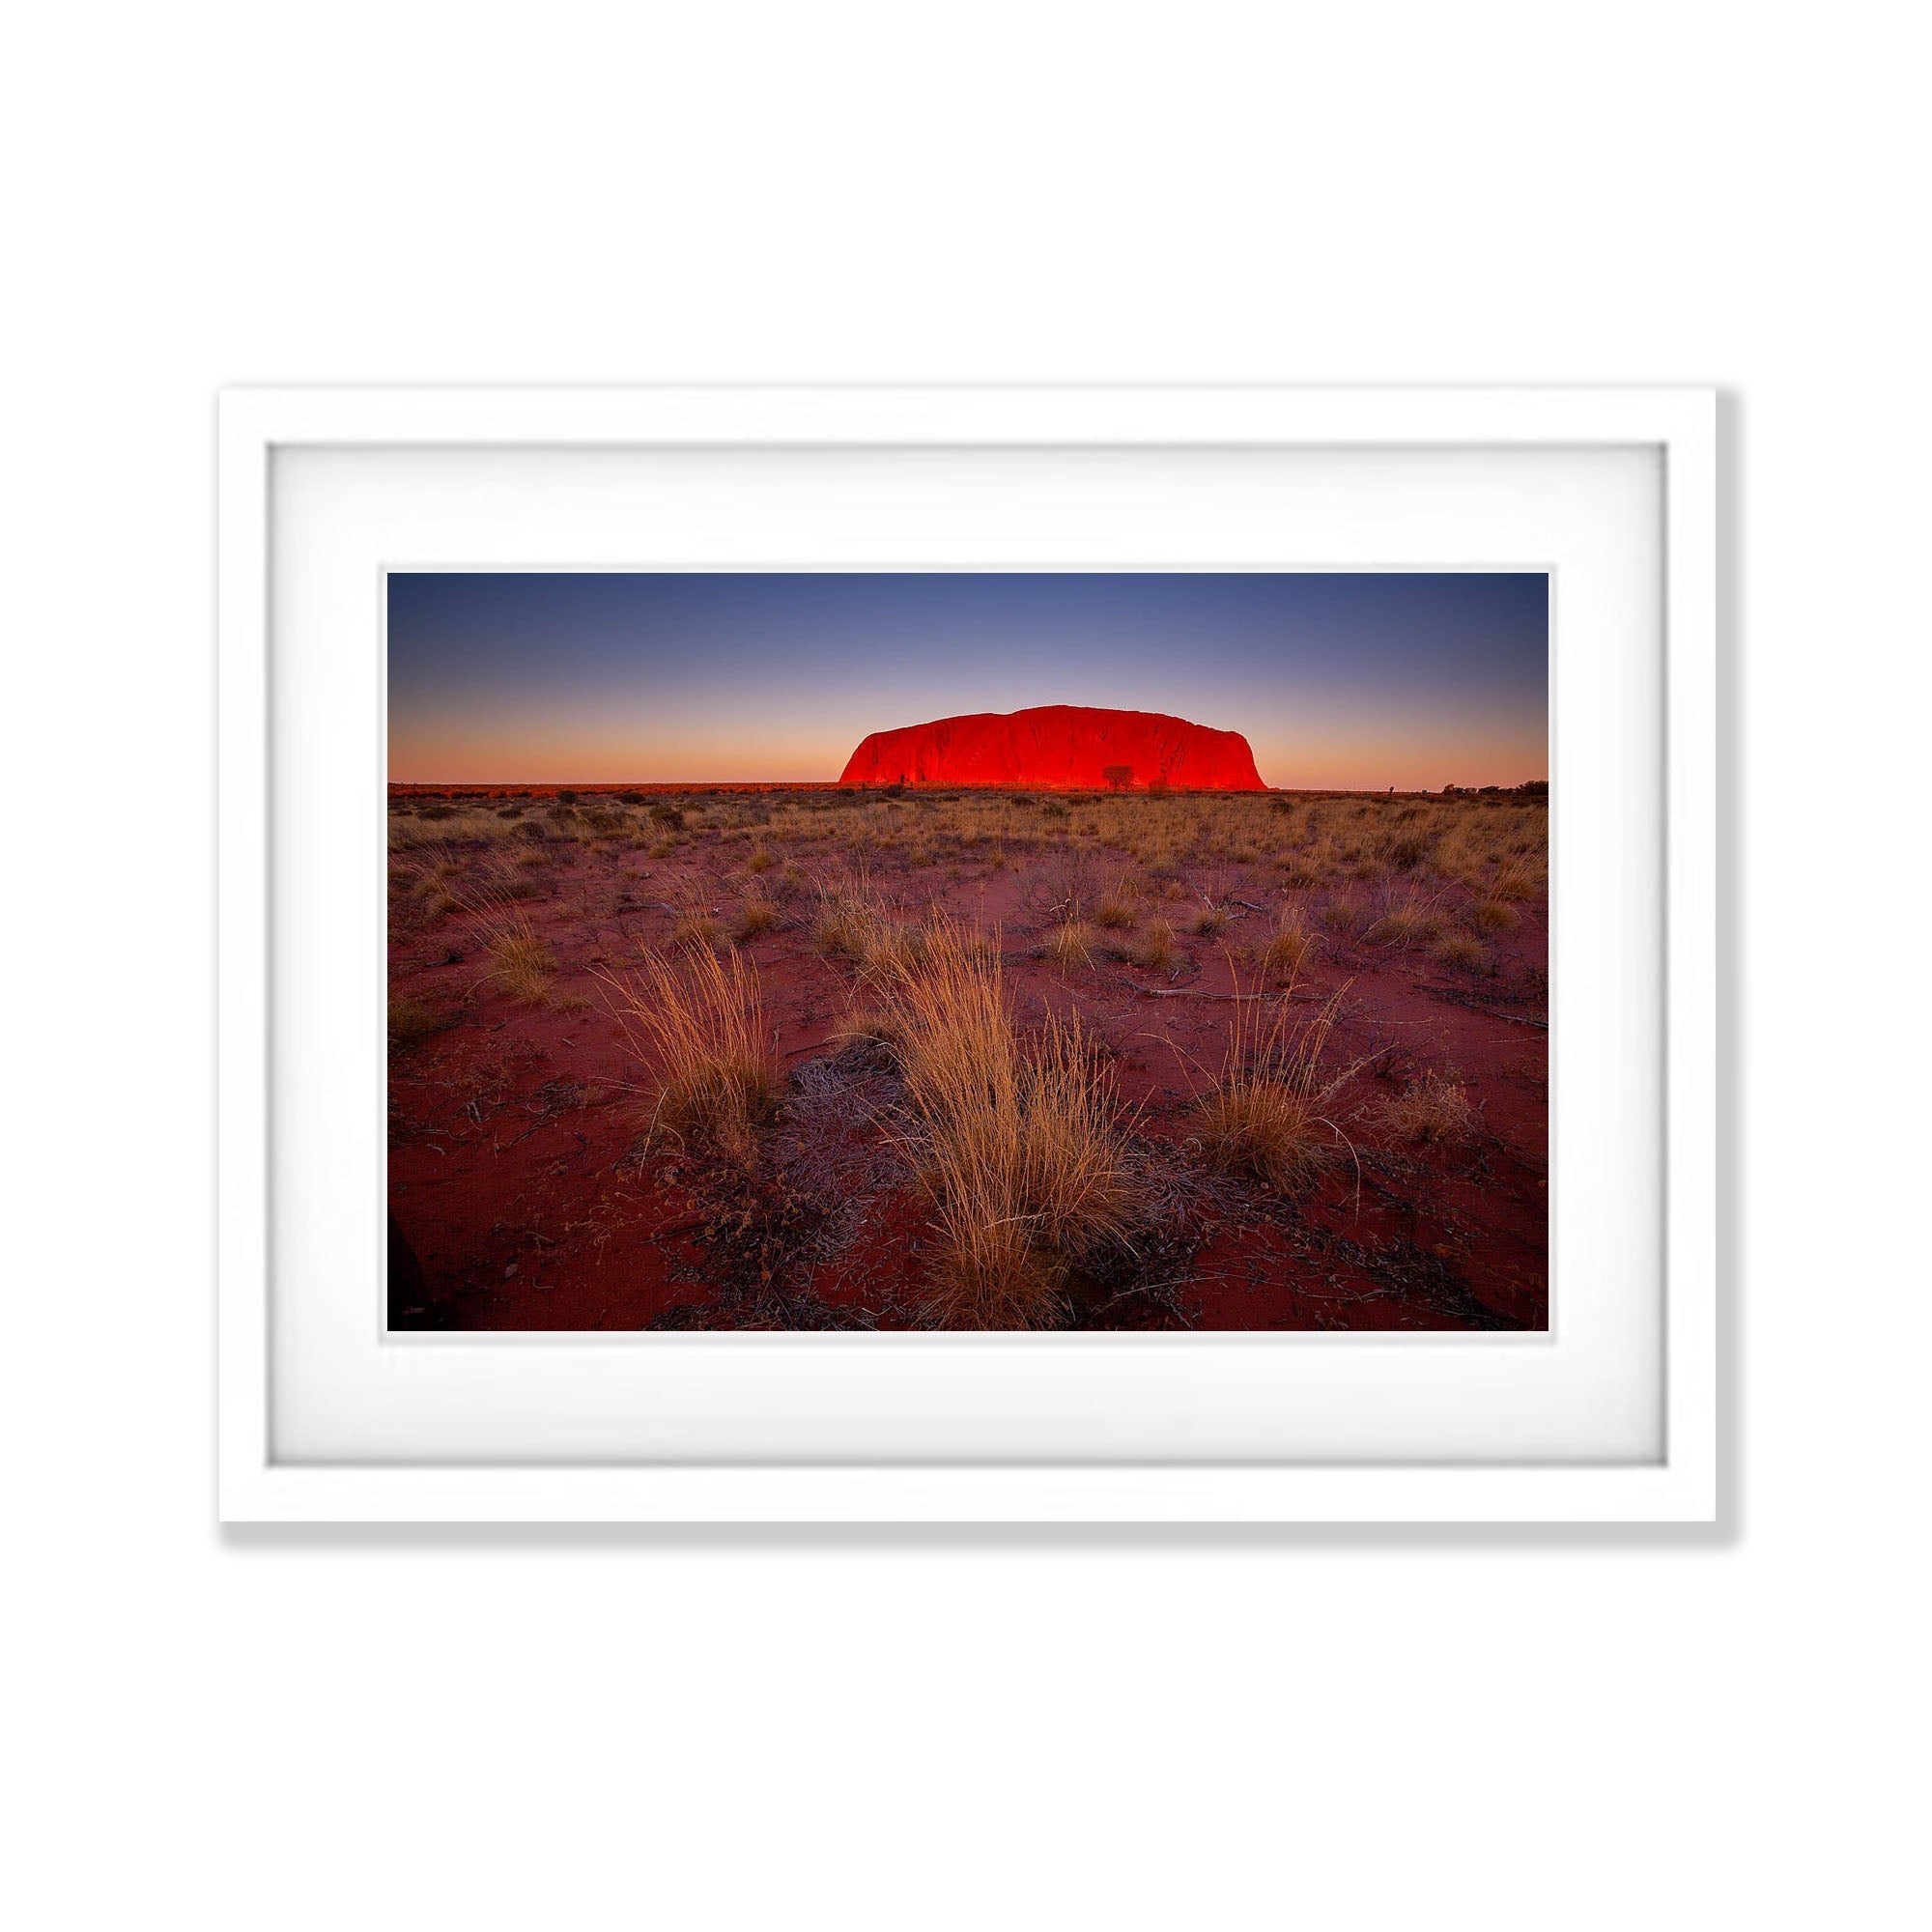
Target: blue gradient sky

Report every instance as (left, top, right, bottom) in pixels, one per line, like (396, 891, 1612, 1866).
(387, 571, 1548, 788)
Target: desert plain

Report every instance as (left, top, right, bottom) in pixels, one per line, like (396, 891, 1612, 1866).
(386, 781, 1548, 1331)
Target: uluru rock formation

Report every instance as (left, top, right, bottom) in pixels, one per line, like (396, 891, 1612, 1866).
(838, 704, 1265, 791)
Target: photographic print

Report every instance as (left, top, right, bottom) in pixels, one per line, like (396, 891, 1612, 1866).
(387, 571, 1548, 1333)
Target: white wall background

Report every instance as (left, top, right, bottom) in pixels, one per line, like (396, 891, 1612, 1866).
(4, 5, 1924, 1927)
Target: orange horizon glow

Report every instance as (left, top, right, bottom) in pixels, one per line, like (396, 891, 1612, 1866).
(385, 724, 1548, 793)
(387, 572, 1548, 794)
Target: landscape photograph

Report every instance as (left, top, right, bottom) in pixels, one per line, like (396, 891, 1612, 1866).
(386, 571, 1549, 1332)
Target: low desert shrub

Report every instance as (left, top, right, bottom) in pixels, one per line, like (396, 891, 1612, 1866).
(1192, 904, 1229, 937)
(1321, 895, 1368, 937)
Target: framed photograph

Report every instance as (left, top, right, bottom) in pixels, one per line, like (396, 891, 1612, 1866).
(218, 385, 1716, 1521)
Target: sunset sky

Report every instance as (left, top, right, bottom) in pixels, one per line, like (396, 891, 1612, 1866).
(387, 571, 1548, 790)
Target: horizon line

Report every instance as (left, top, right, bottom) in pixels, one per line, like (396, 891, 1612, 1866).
(387, 777, 1550, 794)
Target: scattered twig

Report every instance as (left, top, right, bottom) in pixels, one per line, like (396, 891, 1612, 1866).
(1115, 976, 1326, 1003)
(1415, 983, 1548, 1029)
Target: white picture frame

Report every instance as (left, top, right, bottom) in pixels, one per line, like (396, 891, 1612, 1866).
(218, 384, 1716, 1523)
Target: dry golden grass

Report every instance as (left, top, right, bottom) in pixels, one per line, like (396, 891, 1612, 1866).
(1192, 903, 1229, 937)
(857, 914, 924, 984)
(601, 945, 779, 1165)
(1093, 878, 1140, 931)
(1195, 977, 1353, 1194)
(671, 912, 724, 951)
(1041, 920, 1098, 973)
(1261, 905, 1316, 982)
(810, 901, 869, 960)
(1363, 891, 1445, 949)
(1471, 898, 1519, 932)
(1492, 857, 1544, 902)
(461, 889, 559, 1005)
(1138, 916, 1178, 972)
(828, 1006, 908, 1065)
(387, 810, 517, 852)
(1385, 828, 1431, 872)
(1373, 1071, 1476, 1146)
(388, 994, 457, 1047)
(870, 922, 1132, 1328)
(1429, 930, 1492, 974)
(732, 895, 781, 942)
(485, 923, 556, 1004)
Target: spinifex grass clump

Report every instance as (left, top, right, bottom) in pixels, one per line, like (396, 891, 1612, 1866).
(732, 894, 781, 941)
(1362, 888, 1445, 950)
(601, 945, 779, 1166)
(1260, 904, 1316, 982)
(1138, 916, 1178, 972)
(1196, 972, 1354, 1194)
(872, 922, 1133, 1328)
(463, 888, 559, 1005)
(487, 922, 556, 1002)
(1373, 1070, 1476, 1146)
(810, 894, 870, 961)
(388, 994, 457, 1049)
(1093, 875, 1140, 931)
(1491, 856, 1544, 902)
(1430, 930, 1492, 975)
(1040, 920, 1098, 973)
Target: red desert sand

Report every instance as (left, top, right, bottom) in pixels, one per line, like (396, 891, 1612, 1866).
(838, 704, 1266, 791)
(387, 778, 1548, 1332)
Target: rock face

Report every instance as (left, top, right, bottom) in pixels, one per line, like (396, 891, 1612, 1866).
(838, 704, 1265, 791)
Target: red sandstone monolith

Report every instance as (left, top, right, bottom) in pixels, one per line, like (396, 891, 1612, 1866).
(838, 704, 1265, 790)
